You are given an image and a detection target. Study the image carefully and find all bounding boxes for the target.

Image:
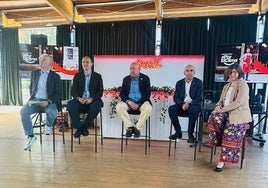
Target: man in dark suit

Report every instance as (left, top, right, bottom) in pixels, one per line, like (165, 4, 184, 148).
(116, 62, 152, 138)
(168, 64, 203, 143)
(67, 56, 103, 138)
(20, 54, 61, 150)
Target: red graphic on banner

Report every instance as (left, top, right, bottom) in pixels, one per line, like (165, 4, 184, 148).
(52, 62, 78, 75)
(253, 61, 268, 74)
(136, 58, 161, 68)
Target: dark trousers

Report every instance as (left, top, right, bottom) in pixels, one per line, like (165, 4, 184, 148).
(168, 104, 200, 135)
(67, 99, 101, 129)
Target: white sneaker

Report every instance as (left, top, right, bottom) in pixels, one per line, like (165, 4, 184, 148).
(45, 126, 52, 135)
(24, 136, 37, 150)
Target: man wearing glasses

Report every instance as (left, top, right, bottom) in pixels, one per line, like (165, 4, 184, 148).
(168, 64, 203, 143)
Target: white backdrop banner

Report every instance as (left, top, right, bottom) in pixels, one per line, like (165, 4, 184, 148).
(94, 55, 205, 140)
(94, 55, 204, 88)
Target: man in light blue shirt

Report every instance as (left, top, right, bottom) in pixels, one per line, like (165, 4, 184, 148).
(116, 62, 152, 138)
(20, 54, 61, 150)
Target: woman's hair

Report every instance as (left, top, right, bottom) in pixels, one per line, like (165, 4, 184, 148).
(223, 63, 244, 81)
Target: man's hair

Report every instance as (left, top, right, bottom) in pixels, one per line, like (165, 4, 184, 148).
(223, 63, 244, 81)
(82, 56, 92, 63)
(39, 54, 53, 64)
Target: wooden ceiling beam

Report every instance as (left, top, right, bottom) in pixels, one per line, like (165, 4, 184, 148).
(155, 0, 162, 21)
(165, 10, 250, 19)
(164, 4, 252, 16)
(46, 0, 74, 23)
(84, 10, 156, 22)
(1, 12, 21, 27)
(261, 0, 268, 13)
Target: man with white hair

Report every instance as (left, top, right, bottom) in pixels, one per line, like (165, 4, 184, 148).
(20, 54, 61, 150)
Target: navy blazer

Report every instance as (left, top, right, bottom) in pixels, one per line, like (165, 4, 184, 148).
(29, 69, 61, 109)
(173, 77, 203, 108)
(71, 71, 104, 107)
(119, 73, 151, 105)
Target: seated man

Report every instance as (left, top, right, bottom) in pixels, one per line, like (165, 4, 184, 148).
(168, 64, 203, 143)
(20, 54, 61, 150)
(67, 56, 103, 138)
(116, 62, 152, 138)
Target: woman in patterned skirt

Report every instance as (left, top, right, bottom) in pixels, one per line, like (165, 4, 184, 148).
(207, 63, 252, 172)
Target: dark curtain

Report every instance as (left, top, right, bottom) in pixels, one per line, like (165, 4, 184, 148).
(56, 25, 71, 100)
(75, 20, 156, 66)
(161, 17, 209, 55)
(161, 14, 257, 90)
(264, 13, 268, 42)
(1, 28, 22, 105)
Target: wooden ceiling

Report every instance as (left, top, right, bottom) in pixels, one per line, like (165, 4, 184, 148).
(0, 0, 267, 28)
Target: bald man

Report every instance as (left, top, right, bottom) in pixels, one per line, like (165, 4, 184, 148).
(168, 65, 203, 143)
(116, 62, 152, 138)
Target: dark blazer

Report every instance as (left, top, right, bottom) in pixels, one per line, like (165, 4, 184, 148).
(71, 71, 104, 106)
(173, 77, 203, 108)
(119, 73, 151, 105)
(29, 69, 61, 109)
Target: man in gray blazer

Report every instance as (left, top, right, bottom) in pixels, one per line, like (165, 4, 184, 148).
(20, 54, 61, 150)
(67, 56, 103, 138)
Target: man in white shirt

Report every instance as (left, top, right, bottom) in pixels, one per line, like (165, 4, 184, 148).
(168, 65, 203, 143)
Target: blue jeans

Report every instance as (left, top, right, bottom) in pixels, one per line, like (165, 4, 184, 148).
(20, 102, 57, 136)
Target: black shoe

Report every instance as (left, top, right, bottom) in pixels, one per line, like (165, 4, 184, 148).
(82, 128, 89, 136)
(125, 127, 134, 137)
(187, 133, 196, 143)
(133, 127, 141, 138)
(214, 163, 225, 172)
(169, 131, 183, 140)
(74, 129, 82, 138)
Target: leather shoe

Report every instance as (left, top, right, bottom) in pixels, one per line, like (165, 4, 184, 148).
(169, 131, 182, 140)
(74, 129, 82, 138)
(214, 163, 225, 172)
(187, 133, 196, 143)
(125, 127, 134, 137)
(133, 127, 141, 138)
(82, 128, 89, 136)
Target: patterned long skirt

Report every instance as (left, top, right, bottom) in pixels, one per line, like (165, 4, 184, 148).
(207, 112, 249, 164)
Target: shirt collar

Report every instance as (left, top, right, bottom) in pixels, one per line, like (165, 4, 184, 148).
(131, 74, 140, 80)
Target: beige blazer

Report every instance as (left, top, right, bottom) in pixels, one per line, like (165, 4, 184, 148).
(215, 79, 252, 124)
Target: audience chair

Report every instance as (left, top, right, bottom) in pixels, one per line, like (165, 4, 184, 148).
(209, 124, 250, 169)
(70, 109, 103, 153)
(31, 108, 65, 152)
(168, 111, 203, 160)
(121, 110, 151, 154)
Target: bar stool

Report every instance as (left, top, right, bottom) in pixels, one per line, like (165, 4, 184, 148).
(209, 124, 250, 169)
(121, 110, 151, 154)
(71, 109, 103, 153)
(31, 109, 65, 152)
(168, 111, 203, 160)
